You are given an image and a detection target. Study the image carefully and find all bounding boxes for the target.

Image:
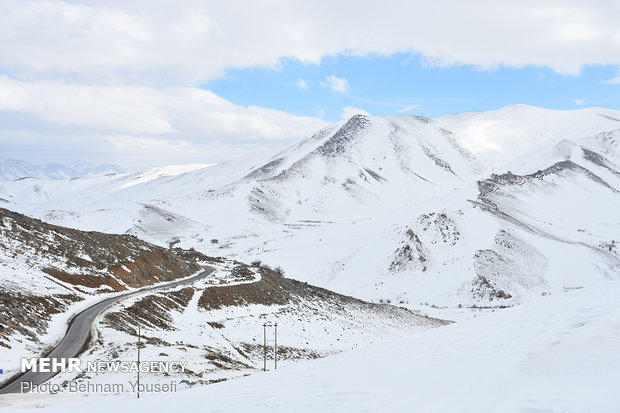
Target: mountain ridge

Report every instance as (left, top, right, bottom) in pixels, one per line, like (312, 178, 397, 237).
(0, 158, 125, 181)
(1, 105, 619, 309)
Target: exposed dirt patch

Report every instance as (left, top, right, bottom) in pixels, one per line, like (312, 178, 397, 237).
(238, 343, 326, 363)
(198, 271, 289, 310)
(204, 347, 254, 370)
(104, 287, 196, 333)
(42, 268, 125, 291)
(0, 207, 201, 294)
(0, 290, 81, 347)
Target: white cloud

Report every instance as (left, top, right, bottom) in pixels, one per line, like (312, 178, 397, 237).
(1, 0, 619, 85)
(397, 104, 420, 113)
(340, 106, 370, 120)
(321, 75, 350, 92)
(0, 76, 327, 167)
(106, 135, 191, 151)
(0, 76, 325, 140)
(295, 78, 309, 89)
(0, 75, 173, 134)
(2, 1, 620, 168)
(603, 70, 620, 84)
(574, 98, 586, 106)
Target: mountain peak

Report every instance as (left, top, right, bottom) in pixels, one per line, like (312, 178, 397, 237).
(316, 114, 372, 158)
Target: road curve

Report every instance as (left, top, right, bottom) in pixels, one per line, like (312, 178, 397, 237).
(0, 266, 214, 394)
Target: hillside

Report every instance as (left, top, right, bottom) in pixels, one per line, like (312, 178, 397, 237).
(7, 278, 616, 413)
(0, 207, 443, 391)
(43, 264, 446, 390)
(0, 206, 203, 355)
(1, 105, 619, 308)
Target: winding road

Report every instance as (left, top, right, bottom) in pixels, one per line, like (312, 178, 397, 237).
(0, 266, 214, 394)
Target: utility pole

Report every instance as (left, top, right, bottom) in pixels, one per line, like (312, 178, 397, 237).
(263, 322, 278, 371)
(137, 324, 141, 399)
(274, 323, 278, 370)
(263, 323, 267, 371)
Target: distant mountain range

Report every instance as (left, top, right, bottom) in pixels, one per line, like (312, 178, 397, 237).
(0, 158, 125, 181)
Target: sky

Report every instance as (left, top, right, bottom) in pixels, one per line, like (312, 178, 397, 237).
(0, 0, 620, 170)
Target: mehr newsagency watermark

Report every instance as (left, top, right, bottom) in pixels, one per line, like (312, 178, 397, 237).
(19, 357, 185, 394)
(23, 380, 177, 394)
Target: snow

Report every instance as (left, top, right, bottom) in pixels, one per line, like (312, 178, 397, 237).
(439, 104, 620, 170)
(19, 260, 438, 396)
(1, 105, 620, 411)
(116, 164, 215, 189)
(2, 280, 619, 412)
(2, 105, 618, 309)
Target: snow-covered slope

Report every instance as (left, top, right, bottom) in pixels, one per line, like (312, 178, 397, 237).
(39, 264, 444, 392)
(4, 279, 619, 413)
(1, 114, 486, 228)
(0, 207, 203, 368)
(439, 104, 620, 169)
(2, 105, 620, 308)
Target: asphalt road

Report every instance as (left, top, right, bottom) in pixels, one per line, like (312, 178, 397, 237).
(0, 266, 214, 394)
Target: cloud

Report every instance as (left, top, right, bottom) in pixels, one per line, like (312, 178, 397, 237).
(603, 70, 620, 84)
(321, 75, 350, 92)
(106, 135, 191, 151)
(574, 98, 586, 106)
(2, 1, 620, 168)
(0, 76, 325, 140)
(0, 76, 327, 168)
(340, 106, 370, 120)
(397, 104, 420, 113)
(1, 0, 620, 85)
(0, 76, 173, 135)
(295, 78, 309, 89)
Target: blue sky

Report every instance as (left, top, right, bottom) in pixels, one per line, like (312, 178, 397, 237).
(207, 53, 620, 121)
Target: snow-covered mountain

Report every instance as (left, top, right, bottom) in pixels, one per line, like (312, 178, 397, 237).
(0, 159, 125, 181)
(3, 105, 619, 308)
(2, 104, 620, 412)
